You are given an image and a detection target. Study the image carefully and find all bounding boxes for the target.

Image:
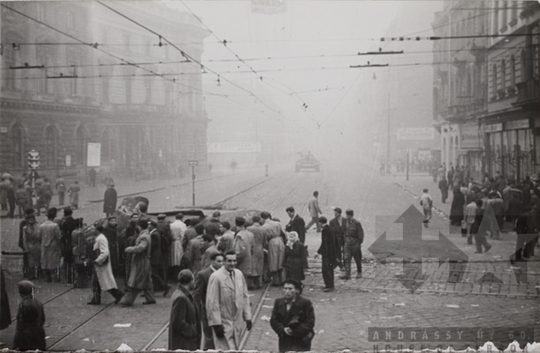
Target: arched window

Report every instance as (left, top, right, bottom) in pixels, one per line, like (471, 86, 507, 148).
(76, 125, 87, 166)
(11, 124, 24, 168)
(45, 125, 58, 168)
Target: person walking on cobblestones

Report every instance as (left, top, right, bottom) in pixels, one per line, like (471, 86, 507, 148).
(472, 199, 492, 254)
(283, 231, 307, 288)
(340, 209, 364, 280)
(119, 219, 156, 306)
(450, 186, 465, 227)
(438, 177, 449, 203)
(55, 176, 66, 206)
(149, 220, 171, 296)
(15, 184, 29, 218)
(87, 225, 123, 305)
(169, 213, 186, 280)
(329, 207, 346, 270)
(305, 191, 322, 233)
(464, 198, 477, 245)
(270, 279, 315, 352)
(317, 217, 337, 291)
(168, 269, 201, 351)
(193, 252, 224, 350)
(420, 188, 433, 228)
(59, 207, 78, 284)
(206, 250, 252, 351)
(233, 217, 254, 288)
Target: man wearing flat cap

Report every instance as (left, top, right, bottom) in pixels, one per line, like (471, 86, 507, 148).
(168, 269, 201, 350)
(13, 280, 46, 351)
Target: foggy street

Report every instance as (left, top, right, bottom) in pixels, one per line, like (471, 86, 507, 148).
(1, 1, 540, 352)
(1, 161, 539, 351)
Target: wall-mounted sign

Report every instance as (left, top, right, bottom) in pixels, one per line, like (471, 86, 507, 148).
(505, 119, 529, 130)
(66, 155, 71, 167)
(460, 124, 482, 150)
(251, 0, 287, 14)
(87, 143, 101, 167)
(484, 123, 503, 133)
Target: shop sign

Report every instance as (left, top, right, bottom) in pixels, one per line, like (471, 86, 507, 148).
(484, 123, 502, 133)
(460, 125, 482, 150)
(396, 127, 434, 141)
(505, 119, 529, 130)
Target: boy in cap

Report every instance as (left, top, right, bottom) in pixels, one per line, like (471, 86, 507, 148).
(13, 280, 46, 351)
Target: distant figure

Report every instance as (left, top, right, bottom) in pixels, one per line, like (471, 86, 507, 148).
(169, 213, 186, 279)
(261, 212, 285, 286)
(59, 207, 78, 284)
(270, 279, 315, 352)
(305, 191, 322, 232)
(329, 207, 346, 270)
(22, 215, 41, 280)
(15, 184, 29, 219)
(420, 188, 433, 228)
(55, 176, 66, 206)
(246, 215, 267, 290)
(88, 167, 97, 187)
(449, 187, 465, 227)
(13, 280, 46, 351)
(103, 184, 117, 217)
(169, 270, 201, 351)
(68, 181, 80, 209)
(438, 177, 448, 203)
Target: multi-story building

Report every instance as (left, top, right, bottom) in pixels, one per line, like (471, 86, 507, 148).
(432, 1, 489, 183)
(1, 2, 209, 177)
(482, 1, 540, 181)
(433, 1, 540, 182)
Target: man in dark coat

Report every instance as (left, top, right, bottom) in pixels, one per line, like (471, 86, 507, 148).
(103, 184, 117, 217)
(270, 279, 315, 352)
(59, 207, 79, 284)
(285, 206, 306, 244)
(149, 220, 171, 296)
(317, 217, 337, 291)
(156, 214, 173, 281)
(88, 167, 97, 187)
(192, 252, 224, 350)
(450, 187, 466, 226)
(13, 280, 46, 351)
(329, 207, 346, 270)
(169, 270, 201, 350)
(439, 177, 449, 203)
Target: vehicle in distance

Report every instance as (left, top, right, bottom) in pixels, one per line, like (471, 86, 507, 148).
(295, 152, 320, 172)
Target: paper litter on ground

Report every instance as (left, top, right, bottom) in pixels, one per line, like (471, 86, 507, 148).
(446, 304, 460, 308)
(262, 305, 273, 309)
(260, 315, 271, 321)
(114, 323, 132, 328)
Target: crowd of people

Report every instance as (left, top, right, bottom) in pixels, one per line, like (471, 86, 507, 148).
(1, 188, 364, 352)
(435, 165, 539, 259)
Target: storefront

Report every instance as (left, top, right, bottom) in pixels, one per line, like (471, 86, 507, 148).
(485, 119, 535, 181)
(459, 124, 484, 183)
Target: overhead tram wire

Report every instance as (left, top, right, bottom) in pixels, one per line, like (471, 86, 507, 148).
(97, 1, 286, 121)
(1, 4, 288, 125)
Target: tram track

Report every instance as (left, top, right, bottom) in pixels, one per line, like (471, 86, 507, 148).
(21, 171, 322, 351)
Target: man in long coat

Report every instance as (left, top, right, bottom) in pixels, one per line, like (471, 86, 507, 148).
(68, 181, 80, 209)
(103, 184, 117, 217)
(102, 216, 120, 276)
(317, 217, 338, 291)
(206, 251, 252, 351)
(40, 208, 62, 282)
(119, 219, 156, 306)
(193, 252, 224, 350)
(88, 225, 123, 305)
(233, 217, 254, 286)
(247, 215, 267, 289)
(329, 207, 346, 270)
(59, 207, 78, 284)
(261, 212, 285, 286)
(168, 270, 201, 351)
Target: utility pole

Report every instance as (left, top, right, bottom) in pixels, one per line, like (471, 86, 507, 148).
(387, 93, 391, 173)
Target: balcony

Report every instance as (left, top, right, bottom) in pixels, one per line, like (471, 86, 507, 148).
(514, 78, 540, 106)
(447, 99, 486, 120)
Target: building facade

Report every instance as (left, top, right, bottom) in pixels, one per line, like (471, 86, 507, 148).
(1, 2, 209, 178)
(432, 1, 539, 183)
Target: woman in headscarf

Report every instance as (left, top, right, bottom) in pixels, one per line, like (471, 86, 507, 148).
(283, 231, 307, 287)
